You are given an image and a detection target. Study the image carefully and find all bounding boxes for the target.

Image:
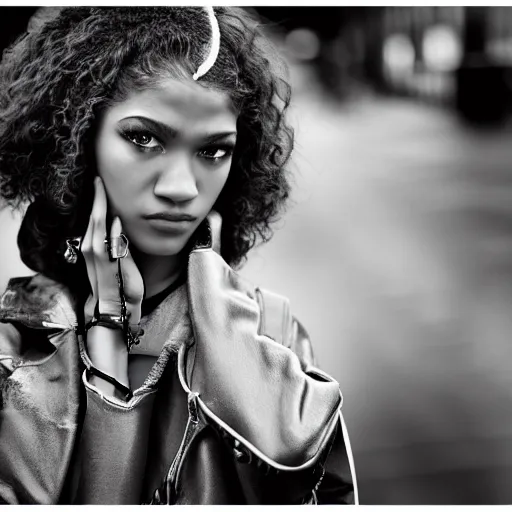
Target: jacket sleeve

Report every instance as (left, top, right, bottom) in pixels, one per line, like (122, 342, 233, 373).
(226, 312, 358, 505)
(288, 317, 358, 505)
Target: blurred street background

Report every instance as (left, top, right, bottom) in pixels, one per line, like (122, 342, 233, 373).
(2, 6, 512, 505)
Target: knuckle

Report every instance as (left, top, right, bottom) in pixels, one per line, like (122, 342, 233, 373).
(92, 214, 104, 227)
(92, 244, 105, 258)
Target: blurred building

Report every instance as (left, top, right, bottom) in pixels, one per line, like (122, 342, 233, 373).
(257, 7, 512, 125)
(379, 7, 512, 125)
(256, 7, 380, 101)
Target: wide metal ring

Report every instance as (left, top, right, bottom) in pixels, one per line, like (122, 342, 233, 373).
(104, 233, 129, 261)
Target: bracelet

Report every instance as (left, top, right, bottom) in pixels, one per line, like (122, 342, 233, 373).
(84, 258, 144, 351)
(85, 313, 124, 332)
(79, 325, 133, 401)
(86, 365, 133, 401)
(84, 312, 144, 351)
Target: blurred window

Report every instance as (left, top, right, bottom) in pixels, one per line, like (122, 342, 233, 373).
(383, 33, 415, 83)
(487, 37, 512, 65)
(284, 28, 321, 62)
(422, 24, 462, 72)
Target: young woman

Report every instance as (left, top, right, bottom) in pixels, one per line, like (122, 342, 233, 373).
(0, 7, 357, 504)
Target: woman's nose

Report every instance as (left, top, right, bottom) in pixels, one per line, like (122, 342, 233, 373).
(153, 153, 198, 203)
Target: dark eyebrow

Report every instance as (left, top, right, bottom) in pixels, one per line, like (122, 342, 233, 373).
(121, 116, 236, 144)
(121, 116, 177, 139)
(202, 132, 237, 145)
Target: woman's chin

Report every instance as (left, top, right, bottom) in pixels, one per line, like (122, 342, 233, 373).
(130, 234, 192, 258)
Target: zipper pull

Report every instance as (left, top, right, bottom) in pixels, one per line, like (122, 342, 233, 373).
(187, 391, 200, 424)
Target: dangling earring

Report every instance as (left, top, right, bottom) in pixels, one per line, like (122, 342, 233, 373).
(64, 236, 82, 264)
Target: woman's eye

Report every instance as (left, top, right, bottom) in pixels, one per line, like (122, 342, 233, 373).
(123, 130, 161, 150)
(198, 147, 233, 162)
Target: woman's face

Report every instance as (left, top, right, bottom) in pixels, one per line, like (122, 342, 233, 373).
(94, 77, 237, 257)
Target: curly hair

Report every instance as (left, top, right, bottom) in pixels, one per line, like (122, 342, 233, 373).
(0, 7, 293, 290)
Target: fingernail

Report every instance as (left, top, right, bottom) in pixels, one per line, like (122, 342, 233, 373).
(111, 216, 122, 237)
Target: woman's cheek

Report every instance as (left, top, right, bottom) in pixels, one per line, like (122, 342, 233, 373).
(101, 144, 135, 178)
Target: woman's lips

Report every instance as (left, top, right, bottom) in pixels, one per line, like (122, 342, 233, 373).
(143, 212, 197, 233)
(144, 212, 197, 222)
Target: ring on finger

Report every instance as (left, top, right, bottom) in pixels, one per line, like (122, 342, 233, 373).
(104, 233, 129, 260)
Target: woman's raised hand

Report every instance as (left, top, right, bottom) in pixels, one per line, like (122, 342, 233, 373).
(82, 177, 144, 327)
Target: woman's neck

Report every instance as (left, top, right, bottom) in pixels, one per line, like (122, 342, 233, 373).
(132, 250, 185, 300)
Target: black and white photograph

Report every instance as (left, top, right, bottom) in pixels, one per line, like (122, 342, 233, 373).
(1, 5, 512, 506)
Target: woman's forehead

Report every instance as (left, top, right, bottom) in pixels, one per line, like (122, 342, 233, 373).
(108, 77, 237, 134)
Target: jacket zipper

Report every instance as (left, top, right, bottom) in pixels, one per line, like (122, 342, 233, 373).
(165, 391, 201, 501)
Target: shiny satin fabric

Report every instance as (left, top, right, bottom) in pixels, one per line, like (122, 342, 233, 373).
(0, 213, 356, 504)
(0, 274, 81, 504)
(0, 326, 81, 504)
(185, 248, 342, 468)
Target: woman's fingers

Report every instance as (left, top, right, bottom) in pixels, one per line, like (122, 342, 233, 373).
(94, 181, 123, 314)
(113, 217, 145, 322)
(110, 215, 123, 249)
(82, 211, 96, 290)
(81, 180, 100, 317)
(84, 294, 97, 323)
(91, 176, 108, 261)
(82, 177, 144, 321)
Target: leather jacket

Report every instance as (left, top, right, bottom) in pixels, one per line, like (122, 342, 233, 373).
(0, 214, 357, 504)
